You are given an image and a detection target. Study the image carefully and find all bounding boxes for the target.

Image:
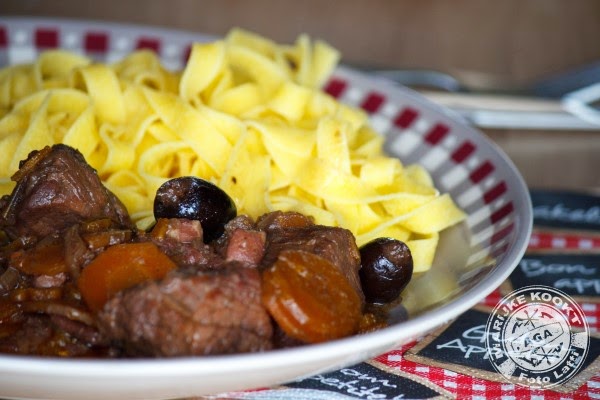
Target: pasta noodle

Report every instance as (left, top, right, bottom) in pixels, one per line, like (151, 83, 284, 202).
(0, 28, 465, 272)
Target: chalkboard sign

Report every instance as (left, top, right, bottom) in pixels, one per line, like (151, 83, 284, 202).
(407, 308, 497, 373)
(288, 361, 446, 399)
(405, 307, 600, 392)
(506, 254, 600, 300)
(530, 190, 600, 232)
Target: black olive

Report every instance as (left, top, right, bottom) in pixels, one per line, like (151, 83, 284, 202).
(359, 237, 413, 304)
(154, 177, 237, 242)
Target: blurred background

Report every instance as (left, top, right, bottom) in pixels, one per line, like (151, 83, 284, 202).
(2, 0, 600, 191)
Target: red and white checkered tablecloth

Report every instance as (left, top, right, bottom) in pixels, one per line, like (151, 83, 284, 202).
(376, 294, 600, 399)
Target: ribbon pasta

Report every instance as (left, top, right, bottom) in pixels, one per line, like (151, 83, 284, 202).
(0, 28, 465, 271)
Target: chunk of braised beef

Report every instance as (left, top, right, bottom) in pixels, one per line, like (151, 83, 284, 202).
(0, 315, 101, 357)
(256, 210, 314, 232)
(98, 262, 273, 356)
(63, 225, 93, 281)
(223, 214, 256, 232)
(224, 229, 266, 267)
(0, 145, 133, 242)
(49, 314, 108, 347)
(212, 215, 266, 267)
(152, 238, 223, 270)
(151, 218, 204, 244)
(149, 218, 224, 269)
(0, 316, 53, 355)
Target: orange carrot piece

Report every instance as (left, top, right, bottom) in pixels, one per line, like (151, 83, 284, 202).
(77, 242, 176, 311)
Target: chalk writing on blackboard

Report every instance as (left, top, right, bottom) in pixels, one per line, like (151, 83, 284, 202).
(530, 190, 600, 231)
(288, 361, 446, 399)
(435, 323, 490, 360)
(507, 254, 600, 299)
(533, 203, 600, 224)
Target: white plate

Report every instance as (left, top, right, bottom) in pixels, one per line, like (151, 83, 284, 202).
(0, 17, 532, 400)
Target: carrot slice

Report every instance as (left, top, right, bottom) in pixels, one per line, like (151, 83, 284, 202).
(261, 250, 362, 343)
(77, 242, 176, 311)
(11, 240, 67, 276)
